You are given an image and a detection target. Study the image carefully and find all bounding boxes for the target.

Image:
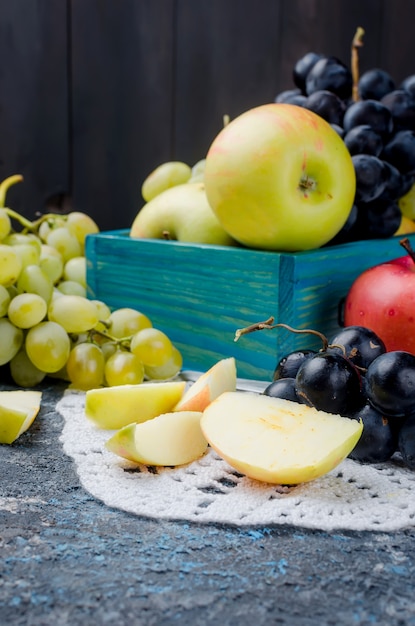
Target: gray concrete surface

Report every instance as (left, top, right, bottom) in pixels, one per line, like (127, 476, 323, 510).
(1, 379, 415, 626)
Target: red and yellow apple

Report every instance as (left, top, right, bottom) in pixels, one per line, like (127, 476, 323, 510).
(204, 103, 356, 251)
(344, 243, 415, 354)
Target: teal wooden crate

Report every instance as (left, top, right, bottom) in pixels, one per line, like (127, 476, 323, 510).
(85, 230, 415, 381)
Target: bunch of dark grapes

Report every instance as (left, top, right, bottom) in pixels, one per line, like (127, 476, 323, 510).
(263, 325, 415, 469)
(274, 34, 415, 243)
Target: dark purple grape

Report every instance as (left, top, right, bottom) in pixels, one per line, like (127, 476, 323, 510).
(328, 326, 386, 370)
(263, 378, 300, 403)
(325, 204, 359, 245)
(401, 74, 415, 99)
(381, 89, 415, 131)
(293, 52, 324, 92)
(331, 123, 345, 138)
(343, 100, 394, 138)
(348, 403, 396, 463)
(354, 198, 402, 239)
(305, 56, 353, 100)
(398, 413, 415, 469)
(352, 154, 388, 203)
(304, 90, 346, 126)
(358, 68, 395, 101)
(344, 124, 383, 157)
(365, 351, 415, 417)
(295, 352, 362, 415)
(275, 88, 306, 105)
(273, 349, 316, 380)
(381, 130, 415, 174)
(377, 161, 406, 201)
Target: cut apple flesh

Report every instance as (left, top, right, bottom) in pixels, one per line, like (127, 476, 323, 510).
(85, 381, 186, 430)
(0, 390, 42, 444)
(174, 357, 236, 412)
(106, 410, 207, 466)
(201, 392, 363, 485)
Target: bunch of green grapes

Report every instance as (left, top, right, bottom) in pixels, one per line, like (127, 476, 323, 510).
(0, 174, 183, 390)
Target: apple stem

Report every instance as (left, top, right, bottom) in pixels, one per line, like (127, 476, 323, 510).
(223, 114, 230, 127)
(351, 26, 365, 102)
(234, 317, 330, 350)
(400, 237, 415, 263)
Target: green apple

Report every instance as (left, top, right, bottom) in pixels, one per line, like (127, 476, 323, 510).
(130, 182, 237, 246)
(141, 161, 192, 202)
(174, 356, 237, 412)
(399, 181, 415, 220)
(201, 392, 362, 485)
(85, 380, 186, 430)
(204, 103, 356, 251)
(106, 410, 207, 466)
(0, 390, 42, 444)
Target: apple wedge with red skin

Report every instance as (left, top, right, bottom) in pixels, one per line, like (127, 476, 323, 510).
(174, 357, 237, 412)
(344, 238, 415, 353)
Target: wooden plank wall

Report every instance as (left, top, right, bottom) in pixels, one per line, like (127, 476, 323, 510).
(1, 0, 415, 231)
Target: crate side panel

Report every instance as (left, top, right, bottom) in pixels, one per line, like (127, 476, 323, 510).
(86, 235, 284, 380)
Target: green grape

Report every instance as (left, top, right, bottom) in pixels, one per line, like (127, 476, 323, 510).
(91, 299, 111, 321)
(63, 256, 86, 287)
(38, 216, 66, 242)
(10, 347, 46, 387)
(66, 212, 99, 247)
(145, 345, 183, 380)
(100, 340, 117, 361)
(25, 321, 70, 373)
(48, 294, 99, 333)
(130, 327, 173, 367)
(8, 292, 48, 328)
(5, 232, 42, 253)
(17, 264, 53, 303)
(0, 284, 11, 316)
(12, 243, 41, 269)
(66, 342, 105, 390)
(0, 244, 22, 287)
(56, 279, 86, 297)
(0, 317, 24, 365)
(141, 161, 192, 202)
(104, 349, 145, 386)
(0, 209, 11, 240)
(39, 244, 64, 284)
(46, 226, 82, 262)
(108, 307, 152, 338)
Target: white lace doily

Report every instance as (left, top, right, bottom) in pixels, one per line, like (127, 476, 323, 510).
(57, 388, 415, 532)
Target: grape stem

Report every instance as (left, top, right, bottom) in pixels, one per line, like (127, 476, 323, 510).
(351, 26, 365, 102)
(0, 174, 23, 208)
(234, 317, 330, 351)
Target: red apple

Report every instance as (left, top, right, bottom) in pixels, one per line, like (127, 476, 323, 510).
(344, 239, 415, 354)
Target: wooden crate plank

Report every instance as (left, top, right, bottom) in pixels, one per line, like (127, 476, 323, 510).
(70, 0, 175, 232)
(0, 0, 69, 219)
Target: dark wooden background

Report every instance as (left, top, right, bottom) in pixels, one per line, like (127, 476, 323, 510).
(2, 0, 415, 231)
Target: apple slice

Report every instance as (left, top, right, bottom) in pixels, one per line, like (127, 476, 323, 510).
(85, 381, 186, 430)
(174, 357, 236, 412)
(0, 390, 42, 444)
(201, 392, 363, 485)
(106, 410, 208, 466)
